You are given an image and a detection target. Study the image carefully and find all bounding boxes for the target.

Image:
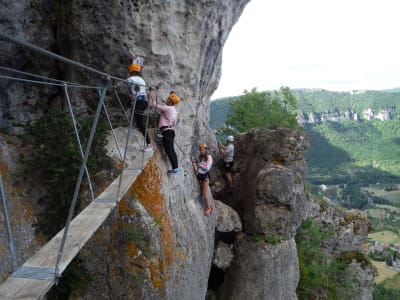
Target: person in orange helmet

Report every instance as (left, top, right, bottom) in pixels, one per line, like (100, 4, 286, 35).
(192, 144, 213, 215)
(150, 91, 180, 174)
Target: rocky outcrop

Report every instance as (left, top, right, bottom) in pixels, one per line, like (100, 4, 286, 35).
(215, 128, 309, 299)
(218, 236, 299, 300)
(229, 128, 309, 238)
(213, 128, 375, 300)
(306, 198, 377, 300)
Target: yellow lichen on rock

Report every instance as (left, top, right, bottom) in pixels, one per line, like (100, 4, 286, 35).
(121, 154, 175, 289)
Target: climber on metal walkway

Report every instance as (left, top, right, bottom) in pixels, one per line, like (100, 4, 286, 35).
(126, 61, 153, 152)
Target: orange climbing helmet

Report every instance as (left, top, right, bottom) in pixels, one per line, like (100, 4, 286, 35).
(128, 63, 141, 73)
(168, 92, 180, 105)
(199, 143, 208, 150)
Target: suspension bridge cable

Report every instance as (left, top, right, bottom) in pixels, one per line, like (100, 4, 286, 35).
(116, 95, 140, 200)
(0, 33, 125, 83)
(141, 100, 152, 169)
(0, 66, 86, 87)
(63, 83, 95, 202)
(55, 83, 109, 277)
(0, 171, 17, 271)
(114, 90, 131, 123)
(101, 92, 124, 161)
(0, 74, 99, 89)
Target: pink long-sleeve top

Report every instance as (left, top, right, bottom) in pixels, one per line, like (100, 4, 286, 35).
(155, 104, 177, 128)
(197, 155, 213, 174)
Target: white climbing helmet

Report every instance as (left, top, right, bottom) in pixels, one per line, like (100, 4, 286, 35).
(227, 135, 234, 142)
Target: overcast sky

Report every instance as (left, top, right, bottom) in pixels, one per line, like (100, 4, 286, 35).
(211, 0, 400, 99)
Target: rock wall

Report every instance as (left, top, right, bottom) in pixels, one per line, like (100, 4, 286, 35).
(212, 128, 375, 300)
(215, 128, 309, 299)
(0, 0, 250, 299)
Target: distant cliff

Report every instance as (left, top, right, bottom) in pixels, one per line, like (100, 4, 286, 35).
(297, 107, 394, 125)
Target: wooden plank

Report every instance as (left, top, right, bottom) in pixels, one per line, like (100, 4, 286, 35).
(0, 277, 53, 300)
(0, 151, 152, 299)
(24, 201, 116, 269)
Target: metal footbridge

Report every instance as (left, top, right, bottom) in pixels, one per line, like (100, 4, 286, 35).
(0, 33, 157, 299)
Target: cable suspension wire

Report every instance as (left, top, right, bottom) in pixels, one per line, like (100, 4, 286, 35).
(101, 92, 124, 161)
(141, 98, 152, 169)
(0, 74, 99, 89)
(63, 83, 95, 202)
(0, 66, 86, 87)
(55, 83, 109, 278)
(116, 95, 140, 200)
(114, 90, 131, 123)
(0, 33, 125, 83)
(152, 87, 160, 145)
(0, 171, 17, 271)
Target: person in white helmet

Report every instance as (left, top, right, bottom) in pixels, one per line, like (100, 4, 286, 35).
(219, 135, 235, 192)
(126, 63, 153, 152)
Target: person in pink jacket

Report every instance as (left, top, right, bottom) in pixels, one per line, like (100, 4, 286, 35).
(150, 91, 180, 174)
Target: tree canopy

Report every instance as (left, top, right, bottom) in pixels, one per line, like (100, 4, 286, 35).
(218, 87, 300, 136)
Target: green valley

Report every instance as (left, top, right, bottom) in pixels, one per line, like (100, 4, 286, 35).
(210, 88, 400, 295)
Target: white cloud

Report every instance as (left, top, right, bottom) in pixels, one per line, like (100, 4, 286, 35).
(212, 0, 400, 99)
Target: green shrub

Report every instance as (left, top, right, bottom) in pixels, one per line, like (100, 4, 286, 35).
(21, 107, 112, 299)
(296, 218, 353, 299)
(253, 234, 281, 244)
(22, 108, 111, 238)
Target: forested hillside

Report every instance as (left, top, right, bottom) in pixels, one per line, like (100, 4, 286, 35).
(293, 89, 400, 115)
(306, 120, 400, 183)
(210, 89, 400, 182)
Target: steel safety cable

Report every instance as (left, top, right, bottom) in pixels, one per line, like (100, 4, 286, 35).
(0, 33, 126, 83)
(0, 74, 99, 89)
(0, 66, 86, 88)
(115, 93, 140, 201)
(113, 89, 130, 123)
(0, 171, 17, 271)
(152, 86, 159, 146)
(55, 83, 109, 278)
(63, 83, 95, 202)
(100, 91, 124, 161)
(141, 96, 152, 169)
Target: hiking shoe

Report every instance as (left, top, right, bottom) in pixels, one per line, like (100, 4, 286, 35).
(167, 168, 180, 174)
(204, 206, 213, 216)
(143, 144, 154, 152)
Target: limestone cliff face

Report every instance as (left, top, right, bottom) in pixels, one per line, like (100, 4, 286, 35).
(212, 128, 375, 300)
(306, 199, 377, 300)
(216, 128, 309, 299)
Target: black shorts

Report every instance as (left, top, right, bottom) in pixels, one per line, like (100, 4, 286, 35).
(197, 172, 210, 182)
(224, 161, 234, 172)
